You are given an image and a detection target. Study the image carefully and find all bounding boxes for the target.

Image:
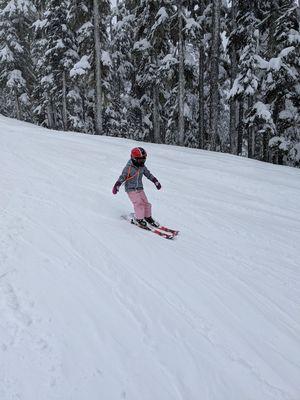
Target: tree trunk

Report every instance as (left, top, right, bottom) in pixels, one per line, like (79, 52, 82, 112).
(229, 0, 238, 154)
(178, 1, 185, 146)
(262, 131, 270, 162)
(93, 0, 103, 135)
(209, 0, 221, 151)
(198, 0, 205, 149)
(248, 125, 253, 158)
(152, 83, 161, 143)
(46, 92, 55, 129)
(247, 97, 254, 158)
(252, 128, 256, 158)
(53, 102, 58, 129)
(62, 70, 68, 130)
(237, 100, 244, 155)
(14, 89, 21, 120)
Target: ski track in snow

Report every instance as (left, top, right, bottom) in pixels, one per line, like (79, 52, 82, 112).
(0, 116, 300, 400)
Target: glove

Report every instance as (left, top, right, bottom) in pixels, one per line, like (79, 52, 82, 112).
(153, 178, 161, 190)
(112, 181, 121, 195)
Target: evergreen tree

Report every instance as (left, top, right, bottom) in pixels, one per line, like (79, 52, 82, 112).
(227, 0, 238, 154)
(68, 0, 94, 132)
(131, 0, 175, 143)
(228, 3, 261, 157)
(109, 0, 135, 138)
(209, 0, 221, 150)
(33, 0, 78, 130)
(0, 0, 36, 120)
(265, 1, 300, 165)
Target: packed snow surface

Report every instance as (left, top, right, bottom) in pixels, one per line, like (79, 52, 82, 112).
(1, 115, 300, 400)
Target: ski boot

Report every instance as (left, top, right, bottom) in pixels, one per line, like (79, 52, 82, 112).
(144, 216, 160, 228)
(134, 218, 148, 228)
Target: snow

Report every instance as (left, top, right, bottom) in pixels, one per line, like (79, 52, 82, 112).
(255, 54, 270, 70)
(156, 6, 168, 22)
(54, 39, 65, 50)
(32, 18, 48, 31)
(115, 14, 134, 31)
(252, 101, 273, 121)
(159, 54, 178, 70)
(67, 89, 81, 101)
(184, 17, 200, 35)
(19, 93, 29, 105)
(7, 69, 25, 88)
(279, 108, 295, 121)
(101, 50, 112, 67)
(228, 78, 243, 98)
(152, 7, 168, 31)
(142, 115, 152, 128)
(70, 55, 91, 78)
(278, 46, 295, 59)
(269, 136, 289, 151)
(255, 46, 295, 73)
(41, 73, 54, 85)
(258, 47, 295, 72)
(1, 115, 300, 400)
(133, 39, 151, 52)
(288, 29, 300, 45)
(0, 45, 14, 63)
(2, 0, 36, 17)
(77, 21, 93, 43)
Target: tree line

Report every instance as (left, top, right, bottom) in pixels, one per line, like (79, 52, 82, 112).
(0, 0, 299, 167)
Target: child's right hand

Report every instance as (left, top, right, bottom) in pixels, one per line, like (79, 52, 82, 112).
(153, 178, 161, 190)
(112, 181, 121, 195)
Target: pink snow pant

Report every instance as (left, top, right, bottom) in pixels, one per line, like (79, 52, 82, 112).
(127, 190, 151, 220)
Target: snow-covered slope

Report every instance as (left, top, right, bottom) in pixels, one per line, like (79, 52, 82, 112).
(1, 115, 300, 400)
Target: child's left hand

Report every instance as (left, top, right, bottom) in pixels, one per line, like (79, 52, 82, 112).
(153, 178, 161, 190)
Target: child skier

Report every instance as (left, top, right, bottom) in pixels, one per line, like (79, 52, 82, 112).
(112, 147, 161, 228)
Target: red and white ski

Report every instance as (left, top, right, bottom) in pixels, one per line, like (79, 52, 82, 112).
(154, 224, 179, 236)
(128, 213, 179, 236)
(122, 214, 177, 240)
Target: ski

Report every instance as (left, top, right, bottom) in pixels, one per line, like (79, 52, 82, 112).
(138, 221, 175, 239)
(154, 224, 179, 236)
(121, 214, 176, 240)
(128, 213, 179, 236)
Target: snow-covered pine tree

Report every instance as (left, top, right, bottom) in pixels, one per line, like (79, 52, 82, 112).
(264, 1, 300, 166)
(227, 0, 238, 154)
(188, 0, 217, 150)
(217, 2, 232, 153)
(0, 0, 36, 120)
(195, 0, 208, 149)
(179, 1, 201, 148)
(80, 0, 111, 135)
(33, 0, 78, 130)
(131, 0, 176, 143)
(228, 3, 261, 157)
(93, 0, 103, 134)
(109, 0, 135, 138)
(67, 0, 94, 132)
(177, 0, 185, 146)
(165, 1, 199, 147)
(87, 0, 111, 135)
(208, 0, 221, 151)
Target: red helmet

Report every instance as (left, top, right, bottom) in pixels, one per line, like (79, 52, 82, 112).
(131, 147, 147, 166)
(131, 147, 147, 159)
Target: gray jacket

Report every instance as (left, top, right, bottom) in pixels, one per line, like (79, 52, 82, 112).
(118, 160, 156, 192)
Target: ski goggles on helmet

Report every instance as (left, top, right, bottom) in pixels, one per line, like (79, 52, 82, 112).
(133, 156, 146, 165)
